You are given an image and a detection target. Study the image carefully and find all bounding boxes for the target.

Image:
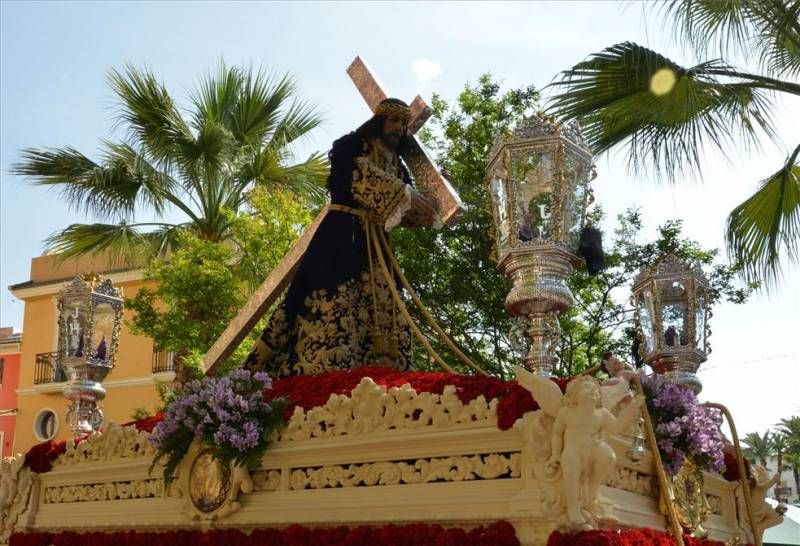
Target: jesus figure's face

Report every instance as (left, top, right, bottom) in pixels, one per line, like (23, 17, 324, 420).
(381, 115, 406, 149)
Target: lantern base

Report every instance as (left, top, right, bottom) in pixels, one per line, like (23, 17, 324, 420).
(649, 352, 706, 394)
(499, 246, 580, 377)
(522, 311, 561, 376)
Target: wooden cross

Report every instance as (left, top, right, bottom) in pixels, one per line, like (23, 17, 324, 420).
(347, 56, 464, 226)
(202, 57, 462, 375)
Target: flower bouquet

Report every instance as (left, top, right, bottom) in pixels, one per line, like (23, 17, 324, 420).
(149, 369, 287, 482)
(639, 372, 726, 476)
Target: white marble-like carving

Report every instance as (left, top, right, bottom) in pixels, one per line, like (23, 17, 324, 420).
(515, 367, 643, 530)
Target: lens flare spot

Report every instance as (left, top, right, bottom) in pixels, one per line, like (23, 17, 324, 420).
(650, 68, 677, 96)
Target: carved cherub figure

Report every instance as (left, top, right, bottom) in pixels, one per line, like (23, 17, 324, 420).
(748, 465, 783, 533)
(515, 366, 644, 530)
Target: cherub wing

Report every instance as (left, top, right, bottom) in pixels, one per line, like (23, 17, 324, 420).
(600, 380, 630, 411)
(612, 395, 644, 435)
(514, 365, 562, 418)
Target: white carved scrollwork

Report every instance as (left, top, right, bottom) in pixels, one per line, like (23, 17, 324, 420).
(287, 452, 520, 490)
(43, 479, 163, 504)
(54, 423, 156, 467)
(0, 455, 32, 543)
(276, 377, 497, 442)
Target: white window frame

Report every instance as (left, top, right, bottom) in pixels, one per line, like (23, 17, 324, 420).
(33, 407, 59, 442)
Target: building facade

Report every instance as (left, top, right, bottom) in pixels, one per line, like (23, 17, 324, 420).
(8, 252, 174, 454)
(0, 326, 22, 457)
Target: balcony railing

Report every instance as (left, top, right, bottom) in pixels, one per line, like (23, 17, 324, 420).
(152, 350, 176, 374)
(775, 486, 793, 501)
(34, 352, 67, 385)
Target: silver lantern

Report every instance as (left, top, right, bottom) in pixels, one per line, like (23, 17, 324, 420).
(57, 275, 123, 435)
(631, 255, 712, 393)
(486, 113, 594, 376)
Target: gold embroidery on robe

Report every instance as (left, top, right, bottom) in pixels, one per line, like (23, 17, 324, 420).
(352, 156, 408, 223)
(244, 138, 414, 378)
(244, 269, 413, 379)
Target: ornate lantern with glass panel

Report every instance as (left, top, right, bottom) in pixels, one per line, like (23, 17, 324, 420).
(486, 113, 594, 376)
(631, 255, 712, 393)
(57, 275, 123, 435)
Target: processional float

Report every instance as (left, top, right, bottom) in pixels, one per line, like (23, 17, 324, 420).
(0, 57, 782, 546)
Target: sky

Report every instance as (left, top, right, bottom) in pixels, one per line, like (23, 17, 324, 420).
(1, 1, 798, 436)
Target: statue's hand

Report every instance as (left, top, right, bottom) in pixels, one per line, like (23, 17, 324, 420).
(546, 454, 560, 472)
(403, 188, 438, 228)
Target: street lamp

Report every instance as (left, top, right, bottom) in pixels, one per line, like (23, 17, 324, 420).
(486, 113, 595, 376)
(57, 275, 123, 435)
(631, 255, 712, 393)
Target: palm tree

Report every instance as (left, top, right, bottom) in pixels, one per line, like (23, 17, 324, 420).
(11, 63, 327, 266)
(549, 0, 800, 288)
(742, 430, 772, 467)
(771, 431, 786, 477)
(775, 416, 800, 497)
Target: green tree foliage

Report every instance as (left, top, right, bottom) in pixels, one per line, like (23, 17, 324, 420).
(126, 188, 312, 382)
(776, 415, 800, 499)
(557, 209, 757, 376)
(393, 75, 539, 379)
(549, 0, 800, 287)
(742, 430, 773, 467)
(11, 63, 327, 265)
(397, 75, 751, 379)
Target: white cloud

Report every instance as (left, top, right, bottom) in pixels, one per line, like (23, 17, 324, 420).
(412, 58, 443, 85)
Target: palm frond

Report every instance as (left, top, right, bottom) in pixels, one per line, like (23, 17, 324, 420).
(230, 70, 295, 146)
(662, 0, 753, 58)
(661, 0, 800, 77)
(192, 63, 243, 129)
(237, 146, 329, 202)
(108, 65, 194, 168)
(45, 221, 185, 265)
(750, 0, 800, 77)
(11, 146, 168, 220)
(266, 98, 324, 151)
(548, 42, 776, 180)
(276, 152, 330, 202)
(726, 143, 800, 287)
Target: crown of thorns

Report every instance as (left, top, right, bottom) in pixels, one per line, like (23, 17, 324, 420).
(375, 101, 411, 121)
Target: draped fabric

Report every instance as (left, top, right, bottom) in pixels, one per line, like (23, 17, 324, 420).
(243, 133, 414, 378)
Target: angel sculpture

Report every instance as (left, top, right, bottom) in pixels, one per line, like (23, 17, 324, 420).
(599, 352, 637, 411)
(515, 366, 644, 530)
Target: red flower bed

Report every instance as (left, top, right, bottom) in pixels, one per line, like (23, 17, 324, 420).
(547, 529, 751, 546)
(23, 439, 69, 473)
(266, 365, 568, 430)
(10, 521, 519, 546)
(121, 413, 165, 433)
(23, 413, 165, 474)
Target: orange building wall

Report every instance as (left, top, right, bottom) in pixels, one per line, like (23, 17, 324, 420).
(12, 254, 171, 453)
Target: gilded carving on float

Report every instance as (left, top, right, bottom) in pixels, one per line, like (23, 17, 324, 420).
(603, 466, 658, 498)
(287, 452, 521, 490)
(54, 423, 156, 467)
(672, 459, 712, 538)
(276, 377, 497, 442)
(43, 479, 163, 504)
(188, 450, 231, 514)
(170, 441, 254, 521)
(0, 455, 32, 544)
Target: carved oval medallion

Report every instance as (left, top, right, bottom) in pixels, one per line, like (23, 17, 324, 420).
(188, 450, 231, 514)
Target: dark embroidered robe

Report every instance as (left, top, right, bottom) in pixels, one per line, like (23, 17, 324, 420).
(243, 133, 415, 378)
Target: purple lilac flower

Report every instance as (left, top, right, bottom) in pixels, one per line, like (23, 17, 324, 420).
(639, 371, 727, 476)
(149, 369, 280, 457)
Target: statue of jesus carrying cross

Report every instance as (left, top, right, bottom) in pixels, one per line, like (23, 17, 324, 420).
(238, 58, 464, 378)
